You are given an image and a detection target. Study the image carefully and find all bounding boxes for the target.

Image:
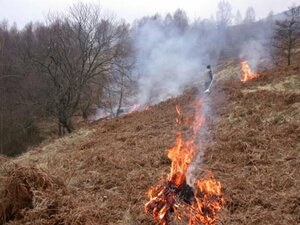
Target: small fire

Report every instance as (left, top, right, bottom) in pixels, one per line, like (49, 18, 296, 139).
(128, 103, 151, 114)
(128, 103, 142, 113)
(145, 100, 224, 225)
(240, 61, 259, 82)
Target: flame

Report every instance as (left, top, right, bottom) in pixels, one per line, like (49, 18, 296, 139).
(128, 103, 142, 113)
(189, 175, 224, 225)
(176, 104, 181, 116)
(128, 104, 151, 114)
(175, 104, 192, 127)
(175, 104, 182, 125)
(240, 61, 259, 82)
(145, 100, 224, 225)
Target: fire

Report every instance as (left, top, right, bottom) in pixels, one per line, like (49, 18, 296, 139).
(189, 176, 223, 225)
(128, 103, 151, 114)
(240, 61, 259, 82)
(128, 103, 142, 113)
(145, 100, 224, 225)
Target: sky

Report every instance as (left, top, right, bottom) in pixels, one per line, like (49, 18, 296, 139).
(0, 0, 299, 28)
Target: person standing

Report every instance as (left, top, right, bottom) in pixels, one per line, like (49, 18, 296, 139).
(204, 65, 213, 93)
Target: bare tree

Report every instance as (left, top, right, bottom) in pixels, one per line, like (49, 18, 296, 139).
(216, 0, 233, 29)
(273, 6, 300, 66)
(234, 10, 243, 25)
(244, 7, 256, 23)
(101, 27, 134, 118)
(33, 2, 130, 134)
(0, 22, 45, 156)
(173, 9, 189, 32)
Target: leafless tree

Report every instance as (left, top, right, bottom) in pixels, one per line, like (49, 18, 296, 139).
(216, 0, 233, 29)
(273, 6, 300, 65)
(173, 9, 189, 32)
(234, 10, 243, 25)
(244, 7, 256, 24)
(0, 2, 286, 155)
(0, 22, 44, 155)
(100, 28, 135, 118)
(33, 2, 130, 134)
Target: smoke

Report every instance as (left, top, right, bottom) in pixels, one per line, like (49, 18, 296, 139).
(89, 108, 111, 121)
(130, 18, 220, 185)
(128, 13, 275, 185)
(238, 21, 275, 72)
(239, 39, 271, 72)
(130, 18, 220, 106)
(186, 97, 212, 187)
(131, 18, 274, 106)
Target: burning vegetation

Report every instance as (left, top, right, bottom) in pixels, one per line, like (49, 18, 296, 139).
(0, 61, 299, 225)
(240, 61, 259, 83)
(145, 101, 224, 225)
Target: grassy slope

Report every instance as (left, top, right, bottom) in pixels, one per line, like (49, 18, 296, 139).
(0, 60, 299, 225)
(208, 63, 300, 224)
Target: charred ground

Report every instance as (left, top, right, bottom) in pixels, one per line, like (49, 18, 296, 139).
(0, 61, 299, 225)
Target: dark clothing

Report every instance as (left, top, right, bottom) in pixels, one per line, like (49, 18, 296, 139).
(208, 69, 213, 80)
(205, 81, 211, 90)
(204, 68, 213, 90)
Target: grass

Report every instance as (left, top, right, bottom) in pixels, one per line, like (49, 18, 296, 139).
(0, 59, 299, 225)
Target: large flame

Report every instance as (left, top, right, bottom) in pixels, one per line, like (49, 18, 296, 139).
(145, 100, 224, 225)
(240, 61, 259, 82)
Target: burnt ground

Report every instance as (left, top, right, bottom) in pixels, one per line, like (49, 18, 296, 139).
(0, 60, 299, 225)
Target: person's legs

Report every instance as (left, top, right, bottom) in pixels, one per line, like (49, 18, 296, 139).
(204, 81, 210, 90)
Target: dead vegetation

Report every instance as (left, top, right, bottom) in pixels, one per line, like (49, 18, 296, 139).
(0, 166, 66, 224)
(205, 63, 300, 224)
(0, 60, 299, 225)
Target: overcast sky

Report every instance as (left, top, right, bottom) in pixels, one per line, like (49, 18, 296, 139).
(1, 0, 299, 28)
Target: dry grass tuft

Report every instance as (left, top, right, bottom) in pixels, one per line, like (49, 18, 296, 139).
(0, 166, 62, 224)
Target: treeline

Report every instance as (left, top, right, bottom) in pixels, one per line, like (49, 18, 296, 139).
(0, 1, 299, 156)
(0, 3, 134, 155)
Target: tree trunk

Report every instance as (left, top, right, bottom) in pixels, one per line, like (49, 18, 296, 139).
(64, 118, 74, 133)
(58, 121, 62, 136)
(116, 86, 124, 117)
(58, 115, 74, 135)
(288, 37, 292, 66)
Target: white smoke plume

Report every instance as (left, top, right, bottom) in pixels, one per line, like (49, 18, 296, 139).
(130, 18, 219, 106)
(239, 39, 271, 72)
(128, 12, 275, 187)
(238, 22, 274, 71)
(186, 96, 213, 187)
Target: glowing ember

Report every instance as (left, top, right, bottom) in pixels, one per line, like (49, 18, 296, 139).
(240, 61, 259, 83)
(145, 100, 224, 225)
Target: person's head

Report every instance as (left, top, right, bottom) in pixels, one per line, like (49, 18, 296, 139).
(207, 65, 211, 69)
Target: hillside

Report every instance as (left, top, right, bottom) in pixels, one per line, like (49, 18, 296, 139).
(0, 60, 299, 225)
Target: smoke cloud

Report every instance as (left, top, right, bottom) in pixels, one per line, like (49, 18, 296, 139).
(130, 14, 274, 185)
(131, 18, 220, 106)
(238, 22, 274, 71)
